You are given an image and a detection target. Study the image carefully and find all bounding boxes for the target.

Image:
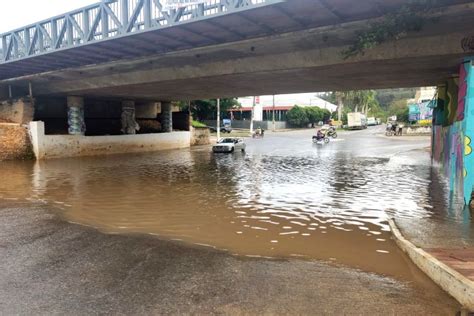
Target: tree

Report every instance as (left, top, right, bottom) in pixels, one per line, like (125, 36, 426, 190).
(180, 98, 240, 121)
(388, 99, 409, 122)
(305, 107, 323, 124)
(326, 90, 380, 118)
(286, 106, 309, 127)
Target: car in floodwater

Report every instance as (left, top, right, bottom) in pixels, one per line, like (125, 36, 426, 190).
(212, 137, 246, 153)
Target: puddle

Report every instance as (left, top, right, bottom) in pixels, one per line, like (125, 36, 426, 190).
(0, 130, 472, 287)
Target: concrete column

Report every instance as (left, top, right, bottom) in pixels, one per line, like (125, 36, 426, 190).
(161, 101, 173, 133)
(67, 96, 85, 135)
(121, 100, 140, 134)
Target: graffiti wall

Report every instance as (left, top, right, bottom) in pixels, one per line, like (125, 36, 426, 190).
(432, 61, 474, 204)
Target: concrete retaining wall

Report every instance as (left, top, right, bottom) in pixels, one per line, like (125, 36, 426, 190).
(203, 120, 287, 130)
(191, 127, 210, 146)
(389, 219, 474, 310)
(0, 123, 34, 160)
(0, 98, 34, 124)
(30, 121, 190, 159)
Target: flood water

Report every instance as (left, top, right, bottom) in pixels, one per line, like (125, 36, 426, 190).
(1, 128, 473, 286)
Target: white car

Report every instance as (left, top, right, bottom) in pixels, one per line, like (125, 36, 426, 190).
(212, 138, 246, 153)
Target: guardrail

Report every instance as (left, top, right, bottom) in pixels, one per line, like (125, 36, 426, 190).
(0, 0, 273, 63)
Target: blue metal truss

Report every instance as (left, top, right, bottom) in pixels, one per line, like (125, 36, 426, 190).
(0, 0, 277, 63)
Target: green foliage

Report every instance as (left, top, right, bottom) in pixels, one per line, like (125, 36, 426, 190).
(181, 98, 240, 121)
(191, 120, 207, 128)
(342, 0, 439, 59)
(286, 105, 309, 127)
(325, 90, 380, 113)
(286, 106, 332, 127)
(388, 99, 410, 122)
(375, 88, 417, 110)
(304, 107, 331, 124)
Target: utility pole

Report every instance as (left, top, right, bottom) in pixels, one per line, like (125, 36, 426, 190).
(217, 98, 221, 141)
(272, 95, 276, 132)
(250, 96, 255, 135)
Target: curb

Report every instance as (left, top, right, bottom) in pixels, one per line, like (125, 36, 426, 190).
(388, 218, 474, 310)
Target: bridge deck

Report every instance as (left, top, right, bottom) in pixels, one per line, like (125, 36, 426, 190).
(3, 0, 470, 81)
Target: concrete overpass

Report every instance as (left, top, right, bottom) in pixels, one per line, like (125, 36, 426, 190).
(1, 0, 474, 100)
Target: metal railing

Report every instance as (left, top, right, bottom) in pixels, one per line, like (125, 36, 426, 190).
(0, 0, 275, 63)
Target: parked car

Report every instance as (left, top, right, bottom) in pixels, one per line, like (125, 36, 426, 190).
(367, 117, 377, 126)
(209, 125, 232, 133)
(212, 138, 246, 153)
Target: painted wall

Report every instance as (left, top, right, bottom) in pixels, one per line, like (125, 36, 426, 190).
(30, 121, 191, 160)
(432, 61, 474, 203)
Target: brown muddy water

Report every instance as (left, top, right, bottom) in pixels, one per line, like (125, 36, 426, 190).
(0, 130, 472, 292)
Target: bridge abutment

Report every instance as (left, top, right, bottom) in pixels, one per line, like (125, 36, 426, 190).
(432, 59, 474, 204)
(0, 94, 190, 160)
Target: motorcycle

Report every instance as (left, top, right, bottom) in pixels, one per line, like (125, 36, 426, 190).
(252, 129, 265, 139)
(326, 127, 338, 139)
(386, 123, 398, 136)
(312, 135, 330, 144)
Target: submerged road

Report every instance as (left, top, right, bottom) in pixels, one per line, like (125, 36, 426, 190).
(0, 127, 469, 314)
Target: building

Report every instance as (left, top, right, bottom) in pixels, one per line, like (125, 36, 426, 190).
(230, 93, 337, 123)
(407, 87, 437, 122)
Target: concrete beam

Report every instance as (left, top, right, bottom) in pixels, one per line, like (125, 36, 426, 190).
(3, 3, 474, 99)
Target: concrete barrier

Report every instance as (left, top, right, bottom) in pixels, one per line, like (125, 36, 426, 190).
(404, 126, 432, 135)
(30, 121, 191, 159)
(191, 127, 210, 146)
(388, 218, 474, 310)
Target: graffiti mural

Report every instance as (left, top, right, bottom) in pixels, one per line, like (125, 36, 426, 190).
(446, 77, 459, 125)
(462, 61, 474, 204)
(432, 61, 474, 204)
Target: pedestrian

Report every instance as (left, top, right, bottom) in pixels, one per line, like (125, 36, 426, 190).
(398, 124, 403, 136)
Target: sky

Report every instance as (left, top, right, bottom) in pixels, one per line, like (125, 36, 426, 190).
(0, 0, 98, 33)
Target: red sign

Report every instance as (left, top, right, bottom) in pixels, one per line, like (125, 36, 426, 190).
(255, 96, 260, 104)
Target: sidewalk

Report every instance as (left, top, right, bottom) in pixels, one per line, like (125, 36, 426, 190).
(389, 218, 474, 311)
(377, 133, 431, 141)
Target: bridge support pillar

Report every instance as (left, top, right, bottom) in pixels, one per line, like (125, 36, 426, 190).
(161, 102, 173, 133)
(121, 100, 140, 134)
(67, 96, 85, 135)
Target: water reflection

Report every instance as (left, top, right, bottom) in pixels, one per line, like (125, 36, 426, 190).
(0, 137, 472, 282)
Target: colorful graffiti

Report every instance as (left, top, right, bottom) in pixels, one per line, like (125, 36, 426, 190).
(432, 61, 474, 204)
(463, 61, 474, 204)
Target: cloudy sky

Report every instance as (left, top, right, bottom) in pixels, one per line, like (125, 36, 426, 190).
(0, 0, 98, 33)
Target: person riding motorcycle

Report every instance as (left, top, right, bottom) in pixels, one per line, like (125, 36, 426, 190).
(315, 129, 325, 141)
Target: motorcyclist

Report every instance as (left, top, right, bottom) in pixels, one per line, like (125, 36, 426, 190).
(391, 122, 398, 134)
(316, 129, 325, 141)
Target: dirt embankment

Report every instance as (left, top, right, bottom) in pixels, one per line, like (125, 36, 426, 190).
(0, 123, 34, 160)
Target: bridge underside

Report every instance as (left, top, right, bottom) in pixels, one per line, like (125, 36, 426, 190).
(2, 1, 474, 100)
(29, 55, 464, 101)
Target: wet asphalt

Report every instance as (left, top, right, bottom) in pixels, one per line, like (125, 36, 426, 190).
(0, 127, 464, 315)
